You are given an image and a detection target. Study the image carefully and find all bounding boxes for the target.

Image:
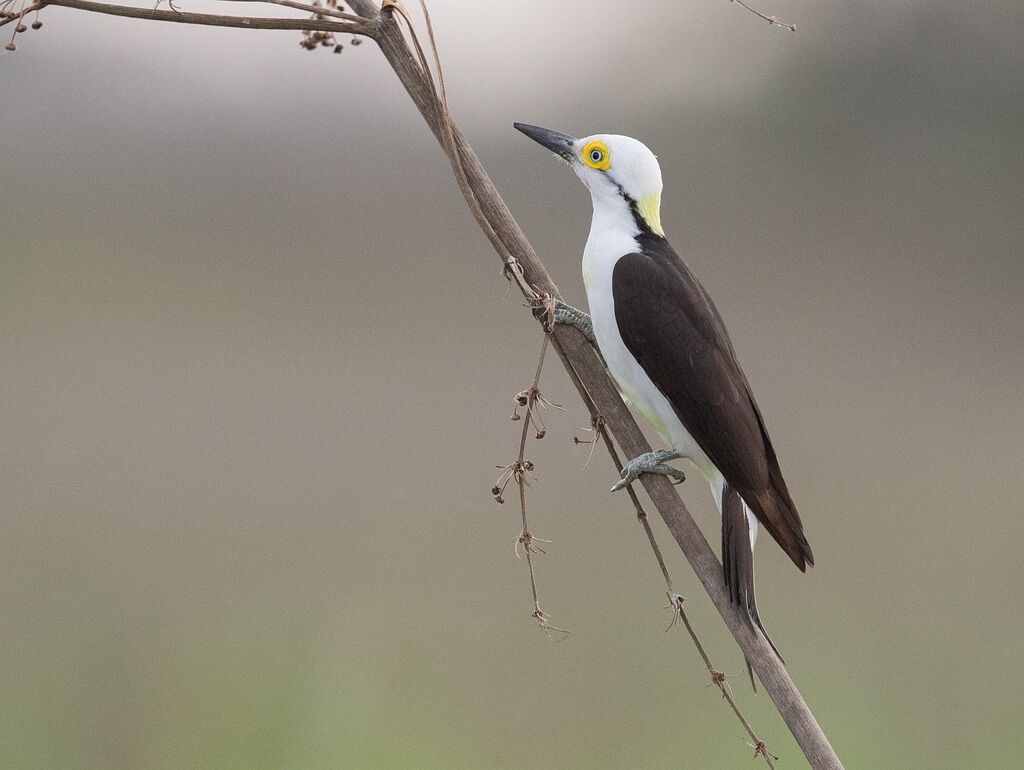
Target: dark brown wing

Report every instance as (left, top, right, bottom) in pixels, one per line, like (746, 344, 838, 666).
(612, 242, 814, 570)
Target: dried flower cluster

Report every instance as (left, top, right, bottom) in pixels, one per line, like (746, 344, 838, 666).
(299, 0, 361, 53)
(2, 0, 43, 51)
(490, 334, 569, 637)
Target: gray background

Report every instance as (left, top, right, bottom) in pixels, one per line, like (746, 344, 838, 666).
(3, 0, 1023, 767)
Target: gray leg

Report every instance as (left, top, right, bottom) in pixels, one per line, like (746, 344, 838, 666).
(554, 301, 596, 347)
(611, 448, 685, 492)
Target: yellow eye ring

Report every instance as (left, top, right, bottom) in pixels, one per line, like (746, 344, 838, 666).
(582, 140, 611, 170)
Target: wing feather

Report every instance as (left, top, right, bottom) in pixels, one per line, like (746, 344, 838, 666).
(612, 245, 813, 569)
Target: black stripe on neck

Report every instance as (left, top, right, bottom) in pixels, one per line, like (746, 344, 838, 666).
(610, 177, 662, 243)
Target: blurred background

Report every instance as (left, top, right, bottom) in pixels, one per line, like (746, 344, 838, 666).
(2, 0, 1022, 767)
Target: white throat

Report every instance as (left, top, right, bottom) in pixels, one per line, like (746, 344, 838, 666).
(582, 192, 641, 296)
(586, 179, 641, 242)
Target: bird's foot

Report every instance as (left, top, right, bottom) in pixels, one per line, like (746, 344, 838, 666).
(554, 301, 597, 346)
(610, 448, 684, 492)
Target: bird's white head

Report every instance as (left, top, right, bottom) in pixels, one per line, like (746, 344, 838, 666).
(515, 123, 664, 237)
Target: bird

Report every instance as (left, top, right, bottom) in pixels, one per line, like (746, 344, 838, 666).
(514, 122, 814, 665)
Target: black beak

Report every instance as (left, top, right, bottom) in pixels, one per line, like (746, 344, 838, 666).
(514, 122, 577, 162)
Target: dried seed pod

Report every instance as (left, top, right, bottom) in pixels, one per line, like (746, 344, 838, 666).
(31, 20, 42, 29)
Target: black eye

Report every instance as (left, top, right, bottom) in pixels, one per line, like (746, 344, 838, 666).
(590, 149, 603, 163)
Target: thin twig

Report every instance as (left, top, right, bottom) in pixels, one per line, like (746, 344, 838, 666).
(246, 0, 365, 23)
(4, 0, 22, 45)
(729, 0, 796, 32)
(498, 333, 568, 636)
(572, 387, 776, 767)
(572, 418, 602, 471)
(380, 0, 535, 300)
(1, 0, 33, 37)
(673, 597, 779, 767)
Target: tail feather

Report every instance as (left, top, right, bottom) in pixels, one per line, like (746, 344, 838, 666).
(722, 482, 784, 691)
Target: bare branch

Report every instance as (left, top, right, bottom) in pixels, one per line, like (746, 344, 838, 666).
(4, 0, 375, 34)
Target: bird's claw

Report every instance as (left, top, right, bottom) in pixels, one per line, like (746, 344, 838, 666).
(553, 301, 597, 346)
(610, 448, 685, 491)
(610, 463, 685, 491)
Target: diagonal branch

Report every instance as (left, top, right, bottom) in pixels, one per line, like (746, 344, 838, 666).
(365, 7, 842, 769)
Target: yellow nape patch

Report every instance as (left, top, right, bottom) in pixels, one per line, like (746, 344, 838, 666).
(638, 193, 664, 236)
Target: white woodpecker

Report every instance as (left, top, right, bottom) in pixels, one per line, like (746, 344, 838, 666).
(515, 123, 814, 668)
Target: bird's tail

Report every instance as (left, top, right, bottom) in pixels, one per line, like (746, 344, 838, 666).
(721, 481, 784, 692)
